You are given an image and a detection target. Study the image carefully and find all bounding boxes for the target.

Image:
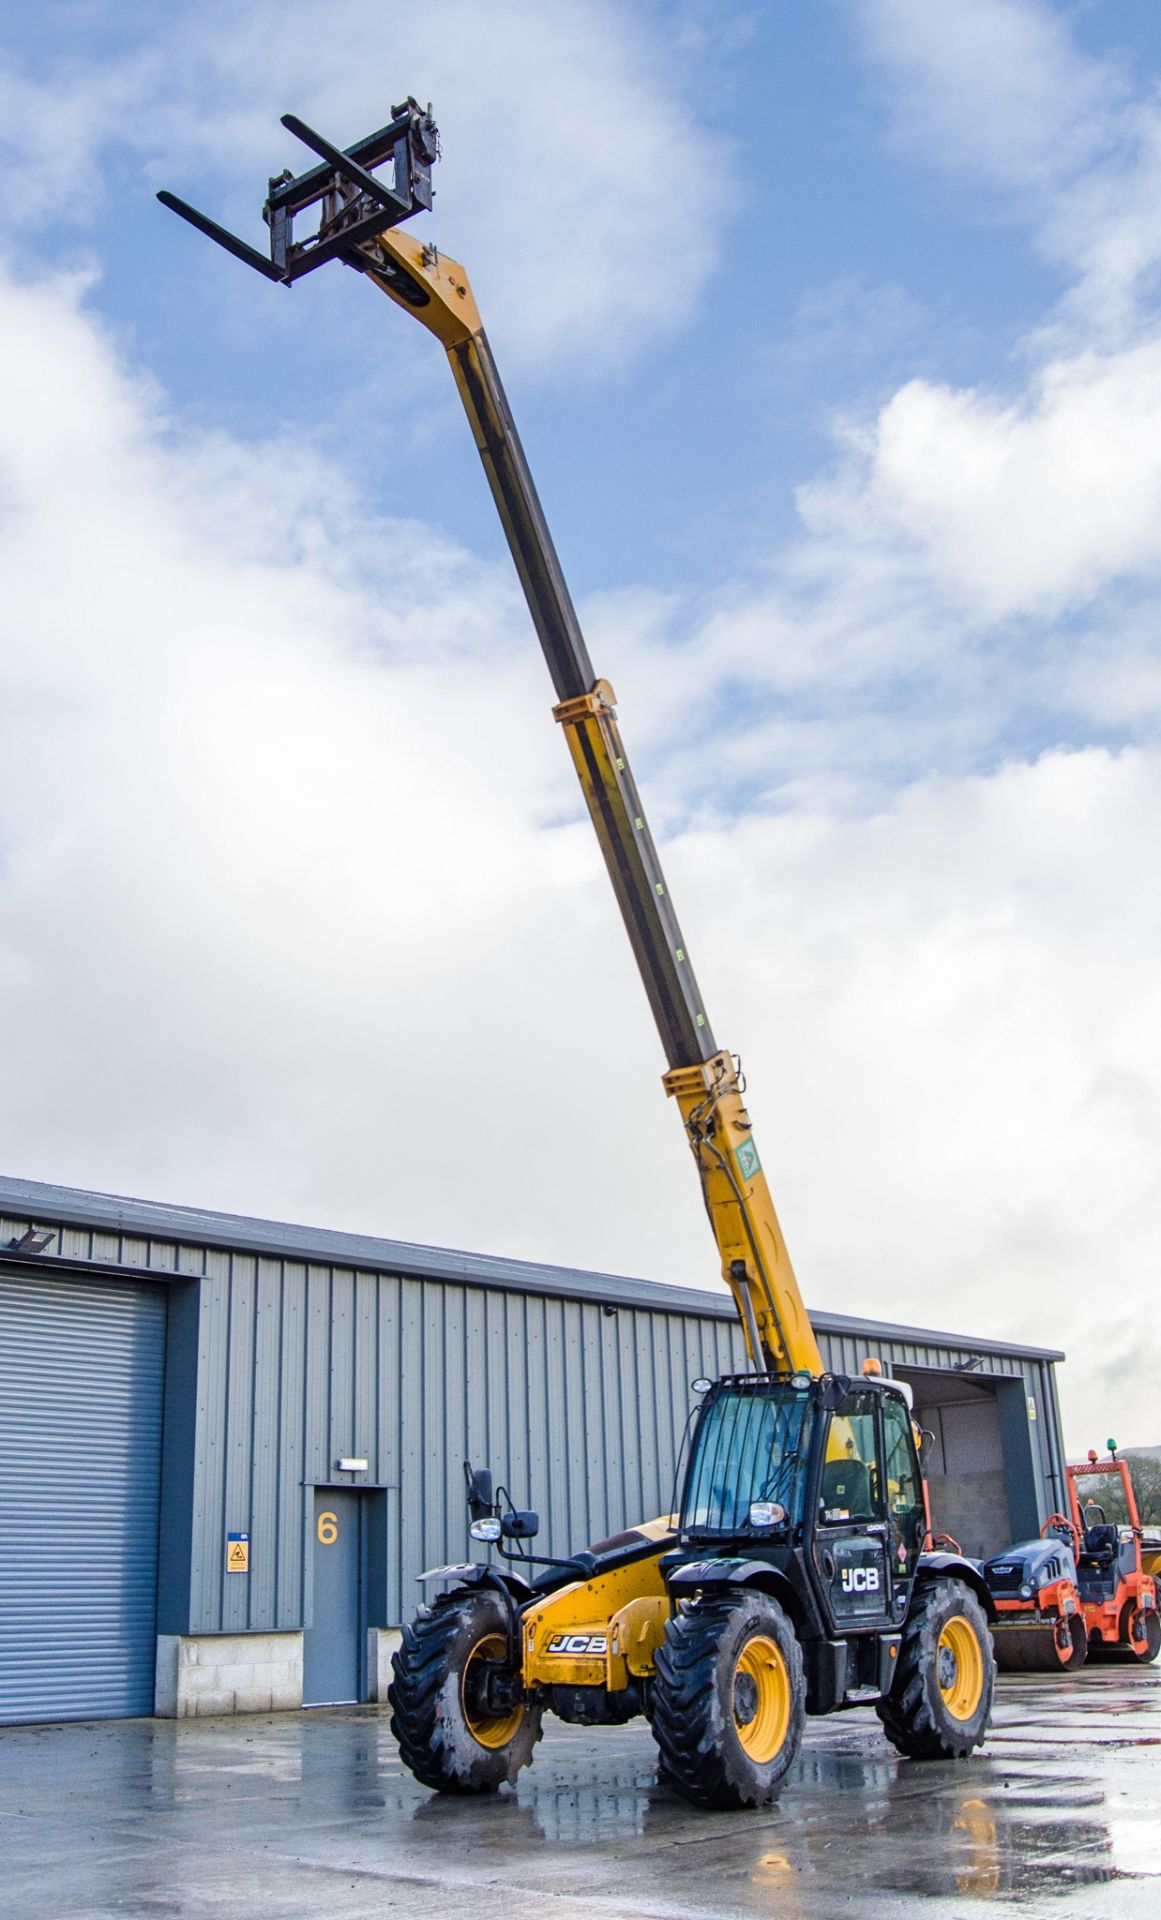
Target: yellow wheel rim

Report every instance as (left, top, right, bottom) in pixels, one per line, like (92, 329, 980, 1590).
(938, 1615, 984, 1721)
(461, 1633, 523, 1750)
(733, 1633, 792, 1763)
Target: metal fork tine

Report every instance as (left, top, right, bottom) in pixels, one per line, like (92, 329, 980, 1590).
(155, 192, 285, 282)
(279, 114, 408, 216)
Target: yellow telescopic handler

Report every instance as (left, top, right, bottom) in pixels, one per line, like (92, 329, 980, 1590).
(160, 100, 996, 1809)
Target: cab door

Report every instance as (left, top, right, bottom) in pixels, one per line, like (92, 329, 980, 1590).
(812, 1388, 892, 1631)
(881, 1388, 926, 1618)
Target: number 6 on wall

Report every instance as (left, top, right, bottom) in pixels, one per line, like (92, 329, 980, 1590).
(317, 1510, 339, 1545)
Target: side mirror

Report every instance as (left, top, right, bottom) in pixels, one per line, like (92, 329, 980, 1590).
(501, 1509, 539, 1541)
(818, 1373, 853, 1413)
(463, 1461, 495, 1519)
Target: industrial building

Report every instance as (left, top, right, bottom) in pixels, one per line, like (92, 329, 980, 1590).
(0, 1174, 1067, 1727)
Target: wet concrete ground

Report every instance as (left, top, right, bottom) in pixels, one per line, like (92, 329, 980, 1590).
(0, 1668, 1158, 1919)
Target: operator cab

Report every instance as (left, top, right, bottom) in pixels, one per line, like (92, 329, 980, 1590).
(678, 1372, 928, 1638)
(1076, 1503, 1139, 1601)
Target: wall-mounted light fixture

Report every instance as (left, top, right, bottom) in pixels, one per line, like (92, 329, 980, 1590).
(6, 1227, 57, 1254)
(336, 1457, 369, 1474)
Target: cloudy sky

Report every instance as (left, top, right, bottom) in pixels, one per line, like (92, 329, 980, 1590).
(2, 0, 1159, 1448)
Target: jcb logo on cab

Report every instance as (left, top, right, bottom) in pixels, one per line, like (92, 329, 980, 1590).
(840, 1565, 881, 1593)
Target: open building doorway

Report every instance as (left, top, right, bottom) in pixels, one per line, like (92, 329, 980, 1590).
(894, 1366, 1041, 1560)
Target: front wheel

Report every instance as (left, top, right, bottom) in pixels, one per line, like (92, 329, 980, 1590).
(388, 1587, 542, 1793)
(1055, 1614, 1089, 1670)
(651, 1592, 806, 1809)
(878, 1579, 994, 1760)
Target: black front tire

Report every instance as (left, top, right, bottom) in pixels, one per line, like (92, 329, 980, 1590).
(388, 1587, 542, 1793)
(651, 1592, 806, 1810)
(878, 1578, 994, 1759)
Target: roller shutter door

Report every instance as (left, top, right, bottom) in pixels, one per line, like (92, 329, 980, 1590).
(0, 1268, 167, 1722)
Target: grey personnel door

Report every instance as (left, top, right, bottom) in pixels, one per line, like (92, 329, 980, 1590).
(303, 1489, 364, 1707)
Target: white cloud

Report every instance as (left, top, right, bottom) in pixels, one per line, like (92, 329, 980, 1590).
(0, 0, 728, 377)
(797, 336, 1161, 620)
(744, 0, 1161, 695)
(681, 746, 1161, 1449)
(1, 262, 1160, 1449)
(858, 0, 1120, 192)
(857, 0, 1161, 336)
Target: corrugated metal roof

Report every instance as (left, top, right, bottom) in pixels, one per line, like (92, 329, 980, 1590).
(0, 1172, 1065, 1362)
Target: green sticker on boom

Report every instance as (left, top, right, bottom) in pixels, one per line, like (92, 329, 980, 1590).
(734, 1136, 762, 1182)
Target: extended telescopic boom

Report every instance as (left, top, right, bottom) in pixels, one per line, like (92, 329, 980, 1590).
(158, 107, 822, 1378)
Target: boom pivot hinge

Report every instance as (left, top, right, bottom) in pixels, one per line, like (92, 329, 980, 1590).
(157, 99, 439, 285)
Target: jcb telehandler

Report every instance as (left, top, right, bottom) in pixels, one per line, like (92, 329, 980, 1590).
(161, 99, 997, 1808)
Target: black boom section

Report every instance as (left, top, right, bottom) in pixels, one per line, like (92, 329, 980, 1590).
(447, 333, 595, 702)
(570, 720, 717, 1067)
(448, 330, 717, 1069)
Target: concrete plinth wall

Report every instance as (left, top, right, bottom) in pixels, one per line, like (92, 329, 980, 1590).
(156, 1632, 303, 1718)
(367, 1627, 402, 1703)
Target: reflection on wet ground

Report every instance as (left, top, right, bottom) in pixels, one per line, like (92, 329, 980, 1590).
(0, 1667, 1157, 1918)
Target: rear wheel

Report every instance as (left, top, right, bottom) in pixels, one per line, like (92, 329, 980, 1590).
(878, 1579, 994, 1759)
(1100, 1602, 1161, 1664)
(388, 1587, 542, 1793)
(1126, 1605, 1161, 1663)
(651, 1592, 805, 1809)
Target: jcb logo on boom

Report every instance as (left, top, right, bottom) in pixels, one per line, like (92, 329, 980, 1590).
(840, 1566, 881, 1594)
(547, 1633, 607, 1656)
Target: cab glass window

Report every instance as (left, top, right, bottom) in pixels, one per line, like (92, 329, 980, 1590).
(882, 1390, 926, 1559)
(818, 1390, 883, 1525)
(682, 1385, 813, 1535)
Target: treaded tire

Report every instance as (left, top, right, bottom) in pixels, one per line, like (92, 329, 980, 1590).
(650, 1592, 805, 1810)
(388, 1587, 542, 1793)
(877, 1578, 994, 1760)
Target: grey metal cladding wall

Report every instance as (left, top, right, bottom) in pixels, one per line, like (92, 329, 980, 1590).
(0, 1268, 167, 1722)
(187, 1256, 745, 1634)
(0, 1183, 1066, 1623)
(185, 1257, 1064, 1636)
